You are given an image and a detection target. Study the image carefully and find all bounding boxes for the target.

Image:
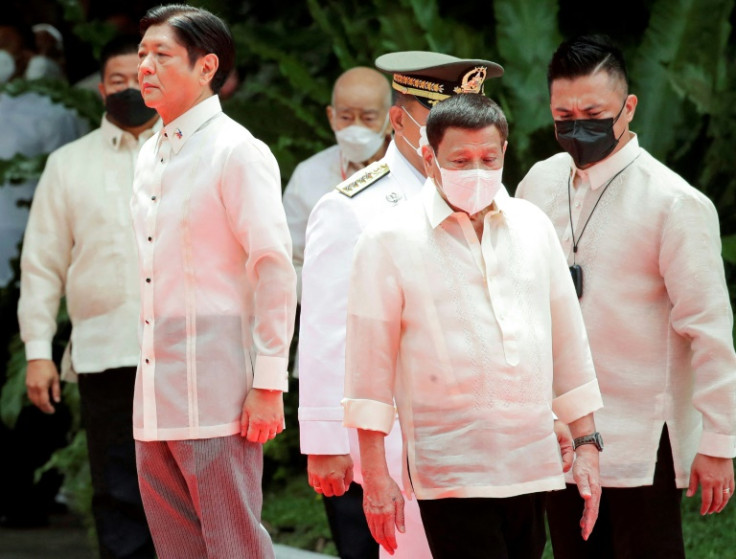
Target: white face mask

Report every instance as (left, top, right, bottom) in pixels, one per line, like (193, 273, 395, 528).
(335, 114, 388, 164)
(400, 106, 428, 157)
(25, 55, 64, 81)
(435, 162, 504, 215)
(0, 50, 16, 84)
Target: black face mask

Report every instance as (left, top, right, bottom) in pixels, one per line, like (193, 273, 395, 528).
(105, 88, 157, 127)
(554, 101, 626, 168)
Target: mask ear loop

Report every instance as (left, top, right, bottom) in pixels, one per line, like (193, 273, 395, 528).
(611, 99, 628, 142)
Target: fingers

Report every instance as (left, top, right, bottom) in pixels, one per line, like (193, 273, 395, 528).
(367, 511, 397, 555)
(27, 379, 55, 414)
(394, 493, 406, 534)
(579, 485, 600, 540)
(307, 455, 353, 497)
(561, 444, 574, 473)
(687, 469, 699, 498)
(241, 417, 280, 443)
(317, 476, 347, 498)
(576, 475, 591, 500)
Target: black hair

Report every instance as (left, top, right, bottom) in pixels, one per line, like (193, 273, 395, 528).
(99, 34, 140, 78)
(547, 34, 628, 93)
(140, 4, 234, 94)
(426, 94, 508, 151)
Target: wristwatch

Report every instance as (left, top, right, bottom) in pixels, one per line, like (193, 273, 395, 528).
(573, 432, 604, 452)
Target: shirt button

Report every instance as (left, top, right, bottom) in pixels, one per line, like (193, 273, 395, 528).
(147, 236, 153, 242)
(145, 358, 150, 364)
(160, 158, 164, 163)
(575, 201, 581, 208)
(151, 195, 157, 201)
(145, 320, 150, 325)
(146, 277, 151, 283)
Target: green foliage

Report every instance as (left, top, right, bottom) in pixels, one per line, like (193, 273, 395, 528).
(0, 78, 104, 131)
(494, 0, 562, 155)
(35, 427, 92, 521)
(0, 335, 29, 429)
(262, 472, 337, 555)
(0, 154, 49, 186)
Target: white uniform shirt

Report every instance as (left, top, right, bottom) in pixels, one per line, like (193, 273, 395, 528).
(516, 134, 736, 488)
(283, 144, 343, 299)
(343, 181, 602, 499)
(0, 92, 85, 285)
(298, 141, 424, 484)
(18, 116, 158, 380)
(131, 96, 296, 442)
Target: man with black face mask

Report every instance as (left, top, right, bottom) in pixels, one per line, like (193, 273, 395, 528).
(18, 35, 158, 559)
(517, 34, 736, 559)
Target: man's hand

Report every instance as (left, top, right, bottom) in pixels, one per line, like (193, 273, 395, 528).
(362, 471, 405, 556)
(687, 453, 734, 515)
(307, 454, 354, 497)
(572, 445, 601, 541)
(554, 420, 574, 473)
(26, 359, 60, 414)
(240, 388, 284, 443)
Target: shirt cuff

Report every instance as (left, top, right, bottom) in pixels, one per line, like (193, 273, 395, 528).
(552, 379, 603, 424)
(342, 398, 395, 434)
(252, 355, 289, 392)
(25, 340, 53, 362)
(298, 417, 351, 455)
(698, 431, 736, 459)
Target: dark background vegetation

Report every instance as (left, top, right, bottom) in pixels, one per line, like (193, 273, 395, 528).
(1, 0, 735, 555)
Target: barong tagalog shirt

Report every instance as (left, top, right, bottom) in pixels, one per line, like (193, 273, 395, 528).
(131, 95, 296, 442)
(516, 134, 736, 488)
(343, 180, 602, 499)
(19, 116, 157, 380)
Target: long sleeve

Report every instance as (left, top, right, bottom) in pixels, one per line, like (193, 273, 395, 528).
(282, 168, 311, 302)
(543, 217, 602, 423)
(221, 141, 297, 392)
(18, 153, 72, 361)
(660, 193, 736, 458)
(342, 229, 402, 435)
(298, 193, 363, 454)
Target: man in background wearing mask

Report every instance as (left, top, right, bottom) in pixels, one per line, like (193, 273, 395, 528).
(517, 35, 736, 559)
(299, 51, 503, 559)
(0, 20, 83, 287)
(283, 66, 392, 301)
(343, 93, 602, 559)
(18, 35, 158, 559)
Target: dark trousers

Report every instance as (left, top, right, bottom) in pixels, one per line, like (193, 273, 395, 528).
(546, 425, 684, 559)
(323, 482, 378, 559)
(417, 493, 546, 559)
(78, 368, 155, 559)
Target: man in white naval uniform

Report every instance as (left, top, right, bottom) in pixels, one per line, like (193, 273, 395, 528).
(298, 51, 503, 558)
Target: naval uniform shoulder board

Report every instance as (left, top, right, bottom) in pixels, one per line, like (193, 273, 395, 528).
(335, 161, 390, 198)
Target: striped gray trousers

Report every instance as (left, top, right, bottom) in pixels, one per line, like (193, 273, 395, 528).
(136, 435, 274, 558)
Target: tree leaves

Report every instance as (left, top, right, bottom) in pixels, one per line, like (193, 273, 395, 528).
(494, 0, 562, 155)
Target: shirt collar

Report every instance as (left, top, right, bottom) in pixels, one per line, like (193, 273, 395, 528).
(574, 132, 641, 190)
(383, 139, 426, 186)
(160, 95, 222, 155)
(101, 113, 161, 150)
(423, 177, 510, 229)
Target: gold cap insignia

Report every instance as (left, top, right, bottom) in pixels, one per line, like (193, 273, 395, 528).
(453, 66, 487, 95)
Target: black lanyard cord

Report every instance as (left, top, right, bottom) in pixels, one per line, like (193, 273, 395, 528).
(567, 154, 641, 262)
